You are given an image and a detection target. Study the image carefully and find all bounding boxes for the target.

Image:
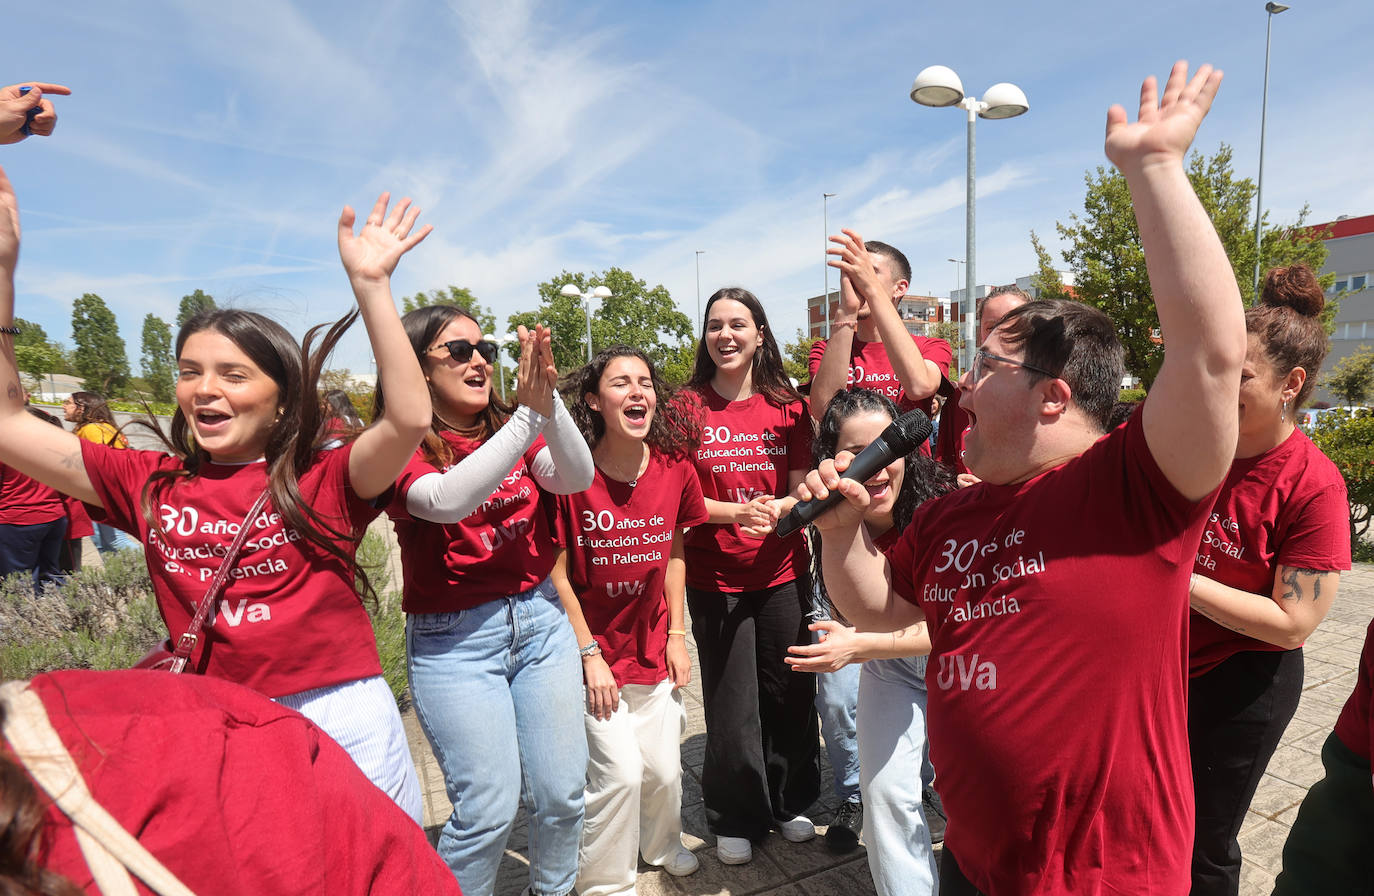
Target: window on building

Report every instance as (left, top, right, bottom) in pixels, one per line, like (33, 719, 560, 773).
(1352, 274, 1367, 291)
(1334, 279, 1350, 293)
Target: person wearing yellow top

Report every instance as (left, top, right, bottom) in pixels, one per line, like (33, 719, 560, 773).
(61, 391, 138, 554)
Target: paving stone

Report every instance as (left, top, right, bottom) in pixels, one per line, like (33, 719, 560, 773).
(1237, 817, 1292, 874)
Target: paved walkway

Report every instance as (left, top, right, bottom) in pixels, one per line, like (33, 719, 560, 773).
(384, 510, 1373, 895)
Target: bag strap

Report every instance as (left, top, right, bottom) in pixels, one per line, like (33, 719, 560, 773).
(168, 489, 272, 674)
(0, 681, 198, 896)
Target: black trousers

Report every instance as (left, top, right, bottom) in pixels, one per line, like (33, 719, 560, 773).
(689, 578, 820, 841)
(1189, 647, 1304, 896)
(939, 848, 988, 896)
(0, 518, 68, 592)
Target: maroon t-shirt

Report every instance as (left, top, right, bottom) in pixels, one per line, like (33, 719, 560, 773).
(1190, 428, 1351, 675)
(886, 411, 1212, 895)
(807, 332, 952, 412)
(81, 441, 384, 698)
(389, 432, 554, 613)
(934, 388, 971, 475)
(1334, 619, 1374, 764)
(553, 453, 708, 687)
(0, 462, 66, 525)
(681, 386, 811, 592)
(12, 670, 459, 895)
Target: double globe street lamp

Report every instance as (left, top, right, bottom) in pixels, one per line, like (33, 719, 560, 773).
(560, 283, 614, 363)
(910, 66, 1028, 370)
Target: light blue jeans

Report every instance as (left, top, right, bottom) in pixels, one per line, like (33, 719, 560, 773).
(858, 655, 938, 896)
(407, 578, 587, 896)
(92, 522, 138, 554)
(810, 593, 861, 802)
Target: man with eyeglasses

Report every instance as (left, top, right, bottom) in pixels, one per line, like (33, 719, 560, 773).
(809, 62, 1244, 895)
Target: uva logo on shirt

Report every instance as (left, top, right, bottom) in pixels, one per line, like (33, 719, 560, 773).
(935, 653, 999, 691)
(480, 516, 532, 552)
(606, 580, 647, 599)
(215, 598, 272, 626)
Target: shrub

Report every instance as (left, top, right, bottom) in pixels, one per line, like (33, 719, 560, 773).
(1118, 388, 1147, 403)
(0, 550, 163, 679)
(1, 530, 414, 712)
(1311, 407, 1374, 562)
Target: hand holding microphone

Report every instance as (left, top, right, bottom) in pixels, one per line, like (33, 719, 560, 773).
(777, 408, 931, 539)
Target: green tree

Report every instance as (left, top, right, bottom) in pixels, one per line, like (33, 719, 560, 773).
(1040, 143, 1333, 389)
(401, 285, 492, 328)
(509, 269, 692, 374)
(1324, 346, 1374, 406)
(176, 289, 217, 330)
(930, 321, 963, 376)
(139, 314, 175, 402)
(781, 329, 816, 384)
(70, 293, 130, 395)
(1310, 409, 1374, 560)
(10, 318, 63, 391)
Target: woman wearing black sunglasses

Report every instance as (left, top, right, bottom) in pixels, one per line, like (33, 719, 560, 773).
(374, 304, 594, 896)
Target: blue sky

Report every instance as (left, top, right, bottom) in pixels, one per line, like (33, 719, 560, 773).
(6, 0, 1373, 375)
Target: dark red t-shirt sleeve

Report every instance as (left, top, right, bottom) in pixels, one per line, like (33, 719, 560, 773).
(1334, 621, 1374, 762)
(916, 336, 953, 378)
(1278, 481, 1353, 572)
(806, 339, 828, 384)
(677, 462, 709, 528)
(79, 441, 166, 535)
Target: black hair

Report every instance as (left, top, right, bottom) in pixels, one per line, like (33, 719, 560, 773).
(561, 346, 700, 457)
(993, 300, 1124, 432)
(374, 304, 512, 469)
(686, 287, 803, 407)
(863, 241, 911, 287)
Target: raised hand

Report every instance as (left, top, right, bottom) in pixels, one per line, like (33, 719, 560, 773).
(828, 229, 887, 312)
(796, 452, 871, 533)
(337, 192, 432, 287)
(514, 324, 555, 418)
(1105, 61, 1222, 174)
(785, 620, 861, 673)
(0, 83, 70, 144)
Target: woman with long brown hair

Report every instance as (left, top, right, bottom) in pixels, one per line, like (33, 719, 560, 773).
(681, 286, 820, 865)
(61, 390, 137, 554)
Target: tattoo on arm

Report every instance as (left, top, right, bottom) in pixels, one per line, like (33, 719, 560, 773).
(1190, 598, 1247, 634)
(1281, 567, 1329, 603)
(58, 450, 83, 470)
(6, 382, 17, 400)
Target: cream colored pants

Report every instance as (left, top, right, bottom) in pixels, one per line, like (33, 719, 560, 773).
(577, 677, 688, 896)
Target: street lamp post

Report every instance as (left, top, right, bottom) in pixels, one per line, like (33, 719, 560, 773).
(560, 283, 614, 363)
(1254, 2, 1290, 299)
(911, 66, 1028, 370)
(488, 333, 514, 397)
(695, 250, 705, 328)
(823, 192, 836, 338)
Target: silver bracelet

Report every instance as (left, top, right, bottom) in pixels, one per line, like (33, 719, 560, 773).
(579, 640, 601, 657)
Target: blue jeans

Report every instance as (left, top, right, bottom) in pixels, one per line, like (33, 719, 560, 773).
(810, 598, 861, 801)
(407, 578, 586, 896)
(859, 655, 937, 896)
(92, 522, 138, 554)
(0, 518, 67, 592)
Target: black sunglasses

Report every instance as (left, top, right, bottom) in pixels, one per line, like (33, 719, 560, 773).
(431, 339, 498, 364)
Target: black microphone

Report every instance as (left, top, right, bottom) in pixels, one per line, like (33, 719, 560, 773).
(775, 408, 932, 539)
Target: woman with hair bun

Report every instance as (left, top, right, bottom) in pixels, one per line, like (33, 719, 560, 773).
(1186, 262, 1352, 894)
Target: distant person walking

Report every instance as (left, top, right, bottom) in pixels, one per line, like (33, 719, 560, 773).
(62, 391, 137, 553)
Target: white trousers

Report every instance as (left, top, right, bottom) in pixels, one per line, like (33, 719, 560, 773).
(578, 677, 687, 896)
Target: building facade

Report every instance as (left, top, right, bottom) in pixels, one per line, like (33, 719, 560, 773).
(1312, 214, 1374, 405)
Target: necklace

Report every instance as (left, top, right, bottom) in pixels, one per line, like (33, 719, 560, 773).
(597, 444, 647, 488)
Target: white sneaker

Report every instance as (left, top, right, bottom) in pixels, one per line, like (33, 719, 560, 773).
(778, 815, 816, 843)
(716, 835, 753, 864)
(659, 845, 700, 876)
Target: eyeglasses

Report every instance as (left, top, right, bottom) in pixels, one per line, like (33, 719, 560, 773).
(430, 339, 498, 364)
(971, 347, 1057, 384)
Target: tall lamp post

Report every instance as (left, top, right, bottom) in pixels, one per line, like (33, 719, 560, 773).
(487, 333, 514, 398)
(695, 250, 705, 328)
(561, 283, 614, 363)
(911, 66, 1028, 370)
(823, 192, 837, 337)
(1254, 2, 1290, 299)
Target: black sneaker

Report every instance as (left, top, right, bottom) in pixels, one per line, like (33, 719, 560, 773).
(923, 787, 947, 844)
(825, 799, 863, 853)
